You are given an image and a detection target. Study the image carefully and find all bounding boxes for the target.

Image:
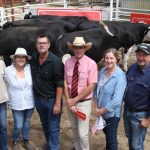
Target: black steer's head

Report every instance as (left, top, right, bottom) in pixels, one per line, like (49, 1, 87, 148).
(2, 21, 13, 29)
(24, 12, 32, 19)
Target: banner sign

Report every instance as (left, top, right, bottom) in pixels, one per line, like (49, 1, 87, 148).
(37, 8, 102, 21)
(130, 13, 150, 24)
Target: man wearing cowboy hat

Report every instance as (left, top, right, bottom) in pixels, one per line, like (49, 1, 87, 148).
(64, 37, 98, 150)
(124, 43, 150, 150)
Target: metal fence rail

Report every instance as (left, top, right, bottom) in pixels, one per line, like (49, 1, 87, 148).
(0, 0, 150, 25)
(0, 1, 66, 25)
(67, 0, 110, 6)
(111, 0, 150, 21)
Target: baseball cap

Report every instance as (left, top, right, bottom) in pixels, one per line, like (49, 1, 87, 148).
(136, 43, 150, 55)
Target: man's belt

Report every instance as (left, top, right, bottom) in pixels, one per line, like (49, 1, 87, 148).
(128, 107, 150, 112)
(38, 95, 55, 100)
(80, 98, 91, 102)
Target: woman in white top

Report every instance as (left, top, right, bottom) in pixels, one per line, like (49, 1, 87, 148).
(4, 48, 35, 150)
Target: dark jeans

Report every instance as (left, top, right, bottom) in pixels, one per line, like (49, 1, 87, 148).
(123, 108, 147, 150)
(103, 116, 120, 150)
(34, 96, 61, 150)
(0, 102, 7, 150)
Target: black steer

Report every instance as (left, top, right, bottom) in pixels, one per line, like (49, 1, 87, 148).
(78, 21, 150, 50)
(56, 28, 122, 63)
(0, 26, 68, 65)
(2, 20, 77, 32)
(103, 21, 150, 51)
(24, 13, 89, 27)
(56, 22, 150, 64)
(0, 19, 149, 69)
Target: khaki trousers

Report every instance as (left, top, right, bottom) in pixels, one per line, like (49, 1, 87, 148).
(68, 100, 92, 150)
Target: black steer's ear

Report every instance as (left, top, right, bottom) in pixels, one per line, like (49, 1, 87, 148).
(28, 12, 32, 15)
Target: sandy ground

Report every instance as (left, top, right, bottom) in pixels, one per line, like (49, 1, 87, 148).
(7, 100, 150, 150)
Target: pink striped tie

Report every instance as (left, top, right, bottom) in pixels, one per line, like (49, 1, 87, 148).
(71, 60, 79, 98)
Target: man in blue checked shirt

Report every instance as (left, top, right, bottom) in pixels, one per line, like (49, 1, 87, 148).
(124, 43, 150, 150)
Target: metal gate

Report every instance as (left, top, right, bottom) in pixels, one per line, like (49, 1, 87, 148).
(1, 0, 150, 24)
(67, 0, 110, 6)
(110, 0, 150, 21)
(0, 1, 66, 25)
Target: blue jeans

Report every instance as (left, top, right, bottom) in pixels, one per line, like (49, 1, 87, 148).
(0, 102, 7, 150)
(123, 108, 147, 150)
(12, 108, 34, 142)
(34, 96, 61, 150)
(103, 116, 120, 150)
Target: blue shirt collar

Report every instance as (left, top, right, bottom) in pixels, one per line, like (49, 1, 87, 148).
(103, 65, 120, 77)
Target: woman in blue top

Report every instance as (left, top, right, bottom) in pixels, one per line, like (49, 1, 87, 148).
(94, 48, 127, 150)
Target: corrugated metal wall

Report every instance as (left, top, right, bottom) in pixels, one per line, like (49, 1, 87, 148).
(121, 0, 150, 10)
(111, 0, 150, 21)
(77, 0, 150, 12)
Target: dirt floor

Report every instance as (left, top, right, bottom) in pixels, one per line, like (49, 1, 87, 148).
(7, 100, 150, 150)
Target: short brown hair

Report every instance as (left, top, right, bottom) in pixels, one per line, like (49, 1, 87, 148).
(36, 34, 50, 43)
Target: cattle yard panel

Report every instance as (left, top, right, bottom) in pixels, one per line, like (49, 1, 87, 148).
(66, 0, 150, 21)
(66, 0, 92, 7)
(90, 0, 110, 6)
(110, 0, 150, 21)
(0, 1, 66, 25)
(0, 0, 111, 25)
(67, 0, 110, 7)
(1, 0, 150, 24)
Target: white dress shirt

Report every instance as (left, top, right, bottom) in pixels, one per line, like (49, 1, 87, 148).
(4, 64, 34, 110)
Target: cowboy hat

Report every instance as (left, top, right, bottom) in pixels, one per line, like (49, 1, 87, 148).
(10, 48, 31, 60)
(67, 37, 92, 51)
